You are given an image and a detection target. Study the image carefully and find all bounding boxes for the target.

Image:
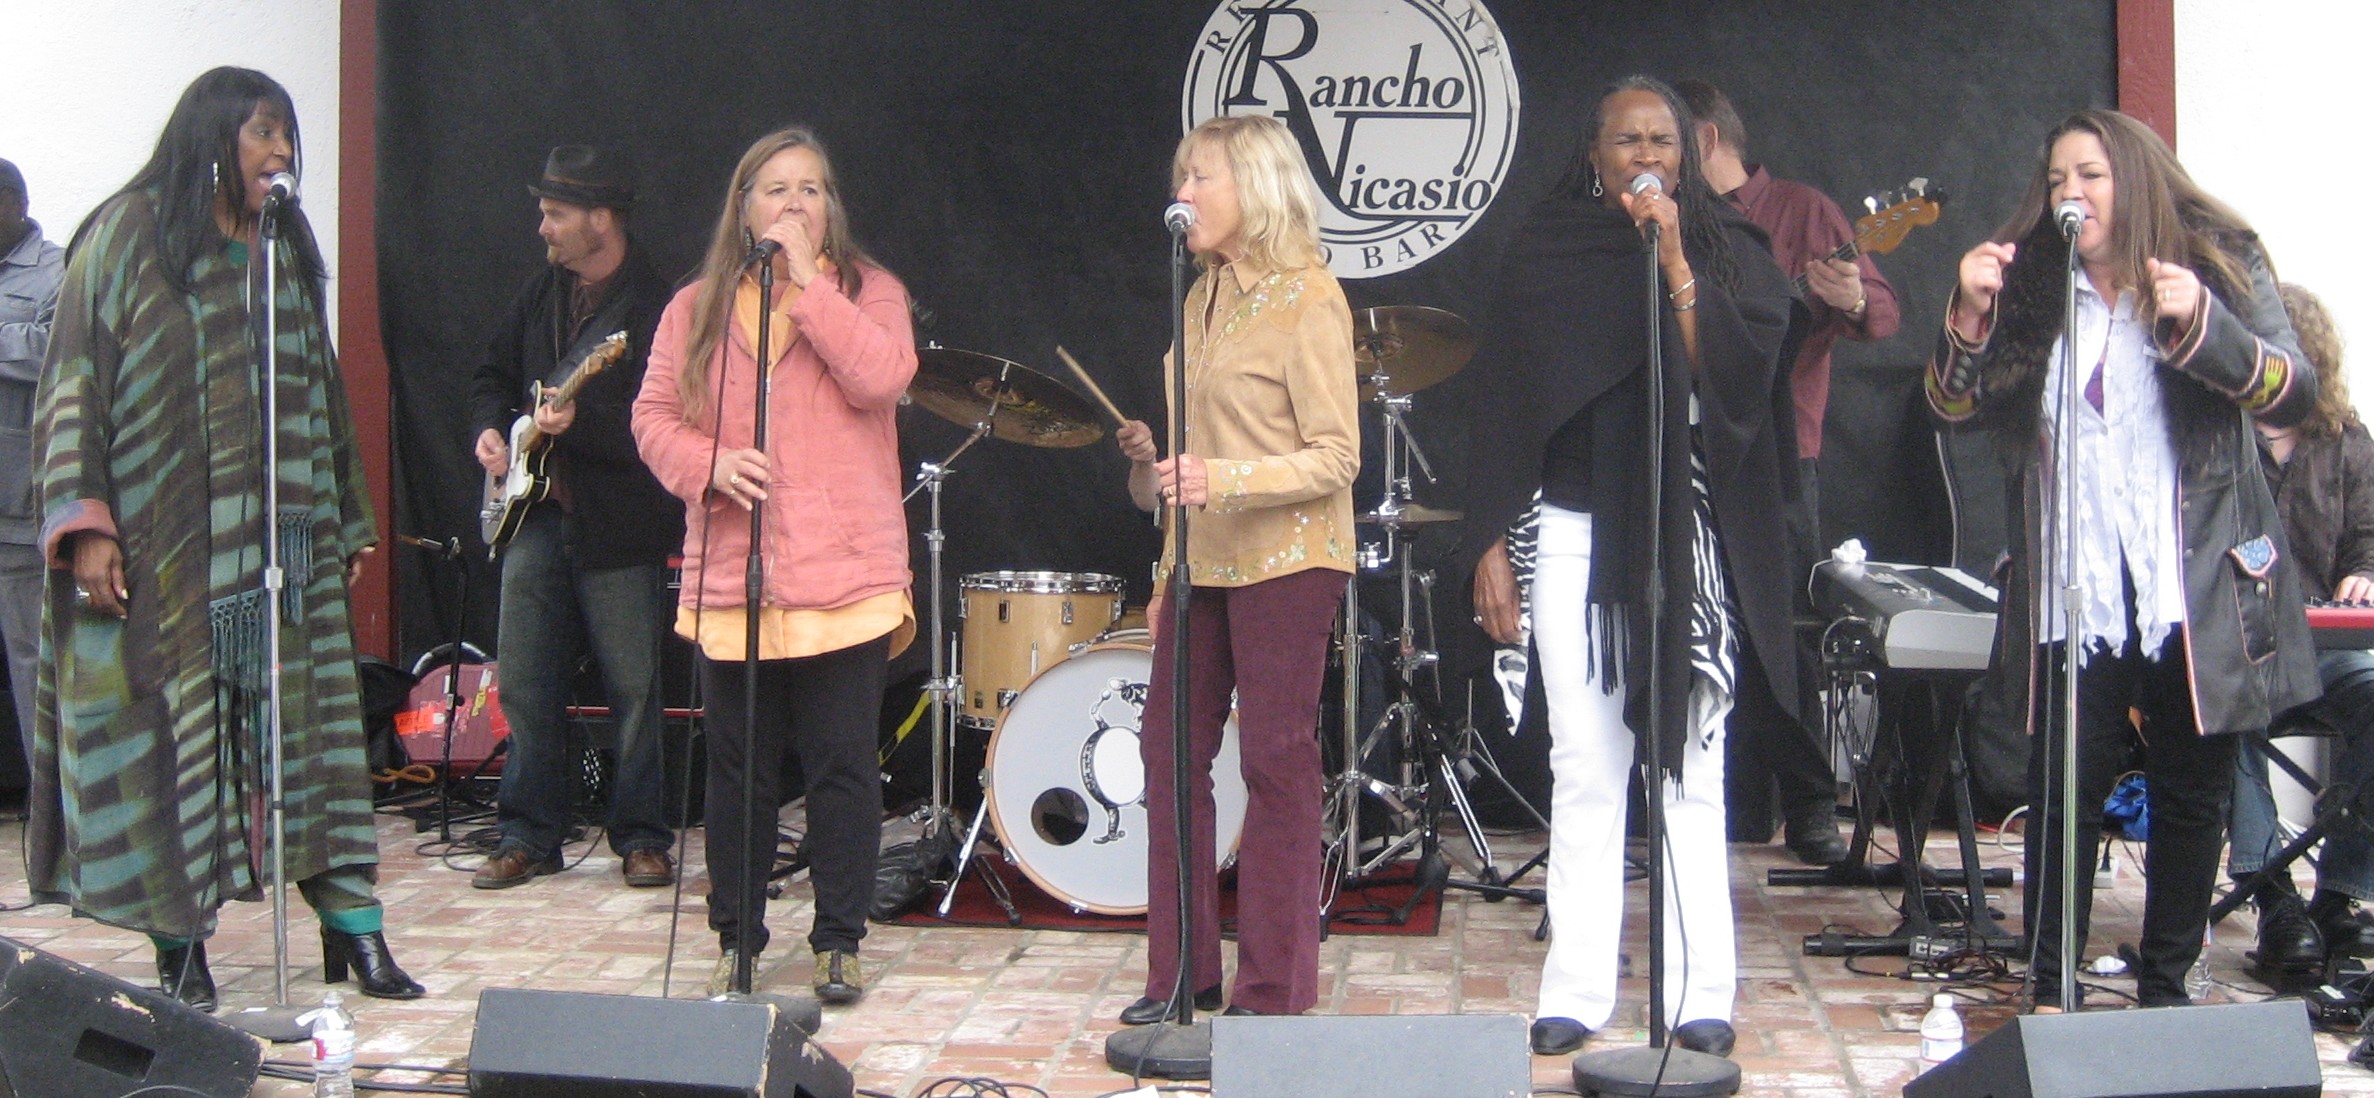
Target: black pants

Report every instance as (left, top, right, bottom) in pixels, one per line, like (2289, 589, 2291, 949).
(700, 636, 887, 956)
(2023, 634, 2235, 1008)
(1727, 457, 1834, 835)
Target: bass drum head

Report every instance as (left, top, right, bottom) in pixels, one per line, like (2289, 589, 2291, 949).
(983, 641, 1246, 915)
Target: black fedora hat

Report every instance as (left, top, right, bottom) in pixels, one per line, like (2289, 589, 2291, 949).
(528, 144, 636, 210)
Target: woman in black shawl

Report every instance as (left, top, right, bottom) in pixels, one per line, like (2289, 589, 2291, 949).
(1465, 76, 1800, 1058)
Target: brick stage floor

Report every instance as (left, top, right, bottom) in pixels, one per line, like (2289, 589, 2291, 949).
(5, 804, 2372, 1097)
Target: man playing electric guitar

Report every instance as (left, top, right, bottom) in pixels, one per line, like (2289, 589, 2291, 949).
(1678, 80, 1907, 867)
(467, 144, 683, 890)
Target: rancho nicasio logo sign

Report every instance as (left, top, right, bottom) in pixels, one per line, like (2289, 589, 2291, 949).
(1183, 0, 1521, 279)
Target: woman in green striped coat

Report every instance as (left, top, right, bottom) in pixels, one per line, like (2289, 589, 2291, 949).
(30, 67, 422, 1011)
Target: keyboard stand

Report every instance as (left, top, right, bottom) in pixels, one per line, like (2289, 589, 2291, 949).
(1779, 667, 2017, 959)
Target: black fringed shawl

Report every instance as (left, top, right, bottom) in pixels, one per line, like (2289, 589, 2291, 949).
(1460, 193, 1803, 775)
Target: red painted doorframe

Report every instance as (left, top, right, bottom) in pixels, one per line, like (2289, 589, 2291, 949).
(2119, 0, 2178, 148)
(326, 0, 2183, 661)
(337, 0, 393, 660)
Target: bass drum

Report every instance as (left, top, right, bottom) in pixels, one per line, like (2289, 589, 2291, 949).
(983, 638, 1246, 915)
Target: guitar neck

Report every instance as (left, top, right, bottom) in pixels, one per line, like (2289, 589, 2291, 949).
(1790, 239, 1864, 296)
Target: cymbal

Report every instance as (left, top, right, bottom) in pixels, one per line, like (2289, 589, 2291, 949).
(1357, 503, 1464, 528)
(1353, 305, 1475, 399)
(908, 347, 1105, 448)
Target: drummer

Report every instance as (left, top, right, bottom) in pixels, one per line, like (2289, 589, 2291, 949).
(1113, 114, 1359, 1022)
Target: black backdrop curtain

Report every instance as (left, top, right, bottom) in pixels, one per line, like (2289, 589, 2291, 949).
(377, 2, 2112, 760)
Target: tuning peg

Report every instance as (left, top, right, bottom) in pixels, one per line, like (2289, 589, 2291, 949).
(1910, 176, 1931, 194)
(1864, 195, 1880, 215)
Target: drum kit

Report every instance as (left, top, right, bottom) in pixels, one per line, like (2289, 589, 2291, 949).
(897, 304, 1538, 920)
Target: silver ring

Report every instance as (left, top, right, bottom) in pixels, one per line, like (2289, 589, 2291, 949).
(1472, 614, 1484, 625)
(729, 474, 742, 486)
(74, 588, 92, 604)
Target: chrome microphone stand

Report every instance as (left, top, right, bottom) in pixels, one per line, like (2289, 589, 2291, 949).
(225, 187, 312, 1044)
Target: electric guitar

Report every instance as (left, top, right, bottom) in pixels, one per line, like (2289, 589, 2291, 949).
(478, 331, 629, 557)
(1791, 177, 1947, 299)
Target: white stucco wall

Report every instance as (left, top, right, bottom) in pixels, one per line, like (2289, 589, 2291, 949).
(1, 0, 342, 319)
(2178, 0, 2374, 817)
(2177, 0, 2373, 399)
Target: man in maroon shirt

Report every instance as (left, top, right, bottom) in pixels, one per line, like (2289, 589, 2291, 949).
(1679, 80, 1901, 864)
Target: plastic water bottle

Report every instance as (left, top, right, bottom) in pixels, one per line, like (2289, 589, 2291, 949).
(2185, 926, 2214, 1000)
(309, 990, 356, 1098)
(1919, 993, 1964, 1065)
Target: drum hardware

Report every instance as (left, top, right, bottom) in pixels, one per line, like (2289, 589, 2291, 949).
(895, 345, 1109, 919)
(1326, 306, 1546, 921)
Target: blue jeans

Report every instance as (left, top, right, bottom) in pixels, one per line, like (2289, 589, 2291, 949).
(493, 504, 675, 860)
(2230, 648, 2374, 901)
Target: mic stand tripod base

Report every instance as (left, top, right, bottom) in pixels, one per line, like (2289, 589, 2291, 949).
(1572, 1045, 1740, 1096)
(711, 990, 823, 1037)
(1103, 1017, 1212, 1079)
(224, 1003, 314, 1044)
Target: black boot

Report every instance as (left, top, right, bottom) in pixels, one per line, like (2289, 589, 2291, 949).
(154, 940, 217, 1013)
(2310, 890, 2374, 957)
(2250, 889, 2326, 977)
(322, 928, 426, 1000)
(1783, 801, 1848, 866)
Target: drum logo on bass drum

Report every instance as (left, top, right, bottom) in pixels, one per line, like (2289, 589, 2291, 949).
(1182, 0, 1522, 280)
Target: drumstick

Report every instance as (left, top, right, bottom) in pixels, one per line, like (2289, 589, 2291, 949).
(1055, 345, 1131, 428)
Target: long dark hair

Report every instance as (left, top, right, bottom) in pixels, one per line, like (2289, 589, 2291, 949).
(1568, 74, 1741, 296)
(74, 66, 327, 294)
(1992, 109, 2252, 303)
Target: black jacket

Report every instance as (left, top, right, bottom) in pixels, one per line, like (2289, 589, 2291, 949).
(469, 243, 682, 569)
(1928, 227, 2320, 736)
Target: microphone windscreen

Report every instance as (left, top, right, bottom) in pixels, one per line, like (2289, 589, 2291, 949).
(1629, 171, 1665, 196)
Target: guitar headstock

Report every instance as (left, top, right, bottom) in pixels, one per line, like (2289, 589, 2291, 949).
(1854, 178, 1947, 257)
(585, 330, 630, 373)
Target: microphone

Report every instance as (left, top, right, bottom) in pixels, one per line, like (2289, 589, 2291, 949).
(1629, 172, 1666, 248)
(741, 238, 781, 268)
(262, 171, 298, 214)
(2056, 199, 2085, 239)
(1163, 201, 1196, 235)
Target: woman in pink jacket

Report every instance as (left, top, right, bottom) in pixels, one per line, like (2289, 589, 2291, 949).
(632, 126, 917, 1005)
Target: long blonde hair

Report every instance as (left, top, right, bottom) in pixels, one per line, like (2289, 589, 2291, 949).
(675, 126, 874, 422)
(1173, 115, 1324, 271)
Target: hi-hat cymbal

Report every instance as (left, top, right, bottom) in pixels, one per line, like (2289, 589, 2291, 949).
(1357, 503, 1464, 528)
(908, 346, 1105, 448)
(1353, 305, 1475, 399)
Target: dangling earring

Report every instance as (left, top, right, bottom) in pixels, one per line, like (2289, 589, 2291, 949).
(742, 227, 755, 251)
(1590, 168, 1603, 198)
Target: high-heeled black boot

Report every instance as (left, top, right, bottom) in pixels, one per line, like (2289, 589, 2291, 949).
(154, 940, 217, 1013)
(321, 928, 426, 1000)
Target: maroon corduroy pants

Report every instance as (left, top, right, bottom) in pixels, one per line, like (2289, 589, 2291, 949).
(1140, 567, 1344, 1015)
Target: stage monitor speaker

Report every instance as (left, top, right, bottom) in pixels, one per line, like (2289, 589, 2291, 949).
(1211, 1013, 1530, 1098)
(0, 935, 264, 1098)
(469, 986, 852, 1097)
(1903, 999, 2321, 1098)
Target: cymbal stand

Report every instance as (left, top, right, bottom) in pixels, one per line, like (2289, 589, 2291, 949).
(901, 359, 1020, 922)
(1327, 380, 1519, 909)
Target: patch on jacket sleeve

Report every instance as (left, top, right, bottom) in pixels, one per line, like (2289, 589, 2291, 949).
(2228, 534, 2278, 578)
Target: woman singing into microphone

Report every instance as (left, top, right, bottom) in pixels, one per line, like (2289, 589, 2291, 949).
(632, 126, 917, 1005)
(1928, 109, 2316, 1012)
(1465, 75, 1799, 1058)
(1113, 114, 1357, 1023)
